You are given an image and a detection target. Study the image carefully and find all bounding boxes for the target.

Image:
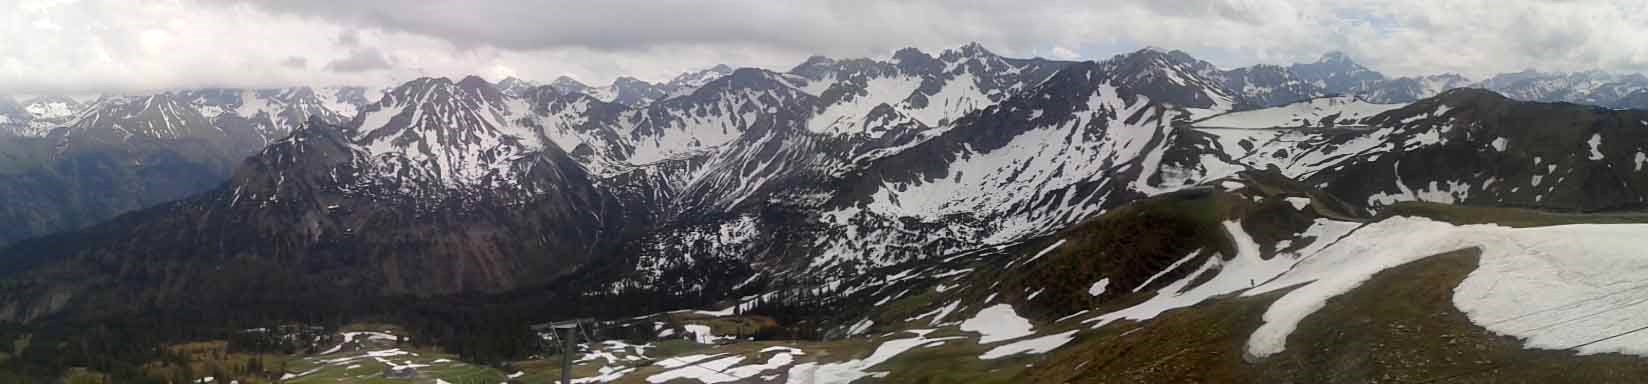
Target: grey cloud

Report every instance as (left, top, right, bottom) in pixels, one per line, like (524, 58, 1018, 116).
(338, 29, 360, 47)
(281, 56, 308, 69)
(226, 0, 1066, 55)
(14, 0, 1648, 94)
(325, 48, 393, 73)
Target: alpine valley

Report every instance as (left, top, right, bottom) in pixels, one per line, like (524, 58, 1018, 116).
(10, 44, 1648, 383)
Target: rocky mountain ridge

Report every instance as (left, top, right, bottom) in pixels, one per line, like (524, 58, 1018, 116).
(6, 43, 1648, 339)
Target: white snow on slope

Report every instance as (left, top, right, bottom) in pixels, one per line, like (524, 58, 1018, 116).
(1200, 125, 1399, 180)
(1588, 133, 1605, 160)
(656, 354, 726, 369)
(1014, 239, 1066, 268)
(787, 330, 960, 383)
(644, 348, 803, 384)
(1195, 96, 1402, 129)
(1241, 216, 1462, 357)
(1084, 219, 1360, 329)
(979, 330, 1079, 359)
(646, 355, 745, 383)
(574, 366, 636, 383)
(961, 304, 1035, 344)
(1284, 196, 1310, 210)
(1065, 214, 1648, 360)
(807, 76, 923, 136)
(862, 86, 1168, 242)
(1089, 279, 1110, 296)
(684, 324, 729, 344)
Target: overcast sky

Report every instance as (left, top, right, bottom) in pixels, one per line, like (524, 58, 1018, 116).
(5, 0, 1648, 94)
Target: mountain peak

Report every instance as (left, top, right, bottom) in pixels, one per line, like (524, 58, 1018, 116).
(954, 41, 993, 56)
(456, 75, 491, 88)
(549, 76, 591, 96)
(400, 76, 458, 92)
(551, 75, 586, 87)
(613, 76, 652, 86)
(1436, 86, 1508, 101)
(666, 64, 736, 88)
(1317, 51, 1353, 64)
(496, 76, 537, 97)
(792, 55, 837, 71)
(892, 47, 931, 62)
(499, 76, 532, 86)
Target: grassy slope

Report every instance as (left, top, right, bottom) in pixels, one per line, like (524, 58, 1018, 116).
(1388, 201, 1648, 227)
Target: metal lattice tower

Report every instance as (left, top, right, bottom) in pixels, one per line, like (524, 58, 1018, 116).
(532, 318, 598, 384)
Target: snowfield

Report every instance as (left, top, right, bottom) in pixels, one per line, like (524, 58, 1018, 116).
(1075, 214, 1648, 360)
(1195, 96, 1402, 129)
(1243, 218, 1648, 358)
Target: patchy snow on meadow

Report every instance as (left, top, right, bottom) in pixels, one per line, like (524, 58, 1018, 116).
(961, 304, 1036, 344)
(684, 324, 730, 344)
(789, 330, 961, 383)
(644, 346, 807, 383)
(979, 330, 1079, 359)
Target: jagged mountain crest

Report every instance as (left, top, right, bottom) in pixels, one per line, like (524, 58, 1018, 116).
(795, 42, 1074, 138)
(0, 95, 87, 137)
(1098, 48, 1238, 116)
(350, 76, 543, 189)
(1471, 69, 1648, 108)
(1288, 50, 1386, 94)
(664, 64, 736, 96)
(24, 42, 1648, 336)
(549, 75, 594, 96)
(64, 93, 222, 145)
(623, 68, 818, 165)
(496, 76, 537, 97)
(179, 86, 370, 147)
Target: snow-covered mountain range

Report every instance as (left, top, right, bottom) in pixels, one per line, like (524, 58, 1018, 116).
(15, 43, 1648, 383)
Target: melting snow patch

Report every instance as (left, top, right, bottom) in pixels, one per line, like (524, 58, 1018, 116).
(788, 330, 958, 383)
(279, 367, 323, 381)
(647, 355, 746, 383)
(684, 324, 728, 344)
(848, 319, 875, 336)
(1088, 279, 1110, 296)
(1284, 196, 1310, 210)
(1209, 216, 1648, 359)
(1588, 133, 1605, 160)
(961, 304, 1036, 344)
(656, 354, 726, 368)
(639, 342, 800, 382)
(979, 330, 1079, 359)
(917, 301, 962, 326)
(316, 343, 343, 355)
(575, 366, 636, 383)
(1014, 239, 1066, 268)
(1086, 220, 1357, 329)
